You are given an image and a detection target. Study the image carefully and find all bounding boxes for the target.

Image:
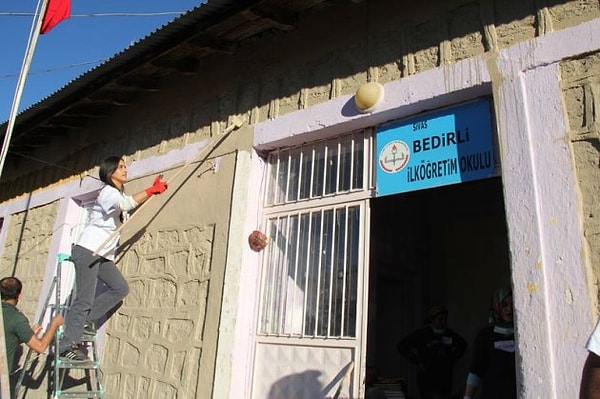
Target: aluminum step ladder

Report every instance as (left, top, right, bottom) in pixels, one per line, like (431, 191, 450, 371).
(53, 333, 103, 399)
(14, 253, 104, 399)
(13, 254, 62, 399)
(52, 253, 104, 399)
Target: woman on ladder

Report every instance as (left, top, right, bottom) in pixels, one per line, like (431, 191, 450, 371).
(59, 156, 167, 361)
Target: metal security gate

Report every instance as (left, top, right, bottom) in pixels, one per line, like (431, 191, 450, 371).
(252, 131, 373, 399)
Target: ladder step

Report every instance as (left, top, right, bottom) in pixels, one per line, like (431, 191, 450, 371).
(56, 359, 101, 369)
(81, 334, 97, 342)
(57, 332, 97, 342)
(55, 390, 104, 398)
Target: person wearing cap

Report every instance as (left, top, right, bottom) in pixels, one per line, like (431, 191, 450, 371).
(397, 305, 468, 399)
(580, 320, 600, 398)
(463, 288, 516, 399)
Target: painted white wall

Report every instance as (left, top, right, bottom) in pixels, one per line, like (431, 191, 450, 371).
(213, 150, 264, 399)
(249, 18, 600, 399)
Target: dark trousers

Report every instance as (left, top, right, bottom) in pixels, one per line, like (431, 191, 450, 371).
(59, 245, 129, 352)
(417, 370, 452, 399)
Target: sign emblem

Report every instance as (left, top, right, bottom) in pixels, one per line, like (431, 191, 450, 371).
(379, 140, 410, 173)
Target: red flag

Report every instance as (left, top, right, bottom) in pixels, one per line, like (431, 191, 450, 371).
(40, 0, 71, 34)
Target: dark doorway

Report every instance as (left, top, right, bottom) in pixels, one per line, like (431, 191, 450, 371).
(365, 177, 511, 399)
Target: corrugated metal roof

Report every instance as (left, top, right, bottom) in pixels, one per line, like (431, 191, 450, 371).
(1, 0, 332, 155)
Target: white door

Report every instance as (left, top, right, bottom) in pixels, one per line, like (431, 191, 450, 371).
(251, 131, 372, 399)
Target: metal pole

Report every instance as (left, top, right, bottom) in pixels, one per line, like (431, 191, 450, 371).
(0, 0, 50, 182)
(0, 3, 50, 396)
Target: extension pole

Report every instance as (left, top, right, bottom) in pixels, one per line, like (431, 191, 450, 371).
(92, 117, 245, 256)
(332, 361, 355, 399)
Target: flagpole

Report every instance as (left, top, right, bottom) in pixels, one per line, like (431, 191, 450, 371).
(0, 0, 50, 182)
(0, 2, 50, 395)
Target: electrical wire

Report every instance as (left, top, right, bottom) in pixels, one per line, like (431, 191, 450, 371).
(0, 12, 187, 17)
(0, 59, 106, 80)
(0, 10, 189, 80)
(13, 152, 101, 181)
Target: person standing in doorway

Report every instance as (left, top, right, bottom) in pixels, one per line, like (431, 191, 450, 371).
(58, 156, 167, 361)
(463, 288, 516, 399)
(580, 319, 600, 398)
(397, 305, 468, 399)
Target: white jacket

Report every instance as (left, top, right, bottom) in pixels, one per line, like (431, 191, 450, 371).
(77, 185, 138, 260)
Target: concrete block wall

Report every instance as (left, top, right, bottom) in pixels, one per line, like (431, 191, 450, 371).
(233, 0, 600, 121)
(0, 203, 58, 317)
(561, 52, 600, 300)
(102, 225, 214, 398)
(0, 202, 58, 390)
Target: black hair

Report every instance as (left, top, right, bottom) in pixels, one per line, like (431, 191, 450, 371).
(99, 156, 123, 189)
(0, 277, 22, 300)
(427, 305, 448, 322)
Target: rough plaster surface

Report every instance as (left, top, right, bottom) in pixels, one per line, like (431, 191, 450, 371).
(0, 203, 58, 318)
(101, 225, 214, 398)
(560, 53, 600, 304)
(0, 203, 58, 393)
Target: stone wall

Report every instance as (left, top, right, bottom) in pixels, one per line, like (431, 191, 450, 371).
(103, 225, 214, 398)
(561, 52, 600, 301)
(0, 202, 58, 392)
(224, 0, 600, 122)
(0, 202, 58, 317)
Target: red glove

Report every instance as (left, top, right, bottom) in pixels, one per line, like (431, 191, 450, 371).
(145, 175, 168, 196)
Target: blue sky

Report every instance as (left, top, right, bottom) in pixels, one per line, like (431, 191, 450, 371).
(1, 0, 203, 123)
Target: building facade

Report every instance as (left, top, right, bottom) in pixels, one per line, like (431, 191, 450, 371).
(0, 0, 599, 398)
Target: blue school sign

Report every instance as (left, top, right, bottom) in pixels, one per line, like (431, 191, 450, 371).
(375, 98, 496, 196)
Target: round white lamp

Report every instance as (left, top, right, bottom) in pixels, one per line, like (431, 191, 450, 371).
(354, 82, 384, 113)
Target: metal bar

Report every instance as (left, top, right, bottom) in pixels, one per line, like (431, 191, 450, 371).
(290, 214, 301, 334)
(350, 134, 356, 190)
(322, 144, 328, 197)
(340, 206, 349, 336)
(314, 210, 325, 336)
(0, 2, 50, 394)
(0, 0, 49, 182)
(326, 209, 337, 337)
(284, 150, 291, 203)
(301, 212, 312, 337)
(276, 217, 288, 334)
(297, 149, 304, 201)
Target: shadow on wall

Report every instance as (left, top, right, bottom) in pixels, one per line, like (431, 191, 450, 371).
(267, 370, 324, 399)
(267, 363, 354, 399)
